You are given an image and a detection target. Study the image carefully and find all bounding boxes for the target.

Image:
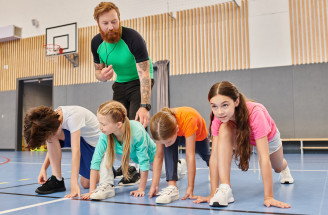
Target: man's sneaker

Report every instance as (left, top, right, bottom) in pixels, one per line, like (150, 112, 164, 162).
(177, 159, 187, 180)
(155, 185, 179, 204)
(118, 170, 140, 186)
(280, 166, 294, 184)
(35, 175, 66, 194)
(90, 183, 115, 200)
(209, 184, 234, 207)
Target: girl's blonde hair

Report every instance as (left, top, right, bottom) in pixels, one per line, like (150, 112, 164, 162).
(97, 101, 131, 179)
(208, 81, 251, 171)
(149, 107, 177, 141)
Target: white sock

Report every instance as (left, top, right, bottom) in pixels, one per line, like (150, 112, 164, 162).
(56, 176, 63, 181)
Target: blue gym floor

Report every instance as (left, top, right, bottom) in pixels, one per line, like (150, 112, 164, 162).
(0, 151, 327, 215)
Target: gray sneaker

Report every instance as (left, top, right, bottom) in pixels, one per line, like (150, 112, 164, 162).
(209, 184, 234, 207)
(280, 166, 294, 184)
(90, 183, 115, 200)
(156, 185, 179, 204)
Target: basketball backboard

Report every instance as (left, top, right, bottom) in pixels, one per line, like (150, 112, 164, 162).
(45, 22, 77, 56)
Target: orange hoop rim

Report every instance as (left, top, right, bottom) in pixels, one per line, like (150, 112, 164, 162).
(44, 44, 63, 54)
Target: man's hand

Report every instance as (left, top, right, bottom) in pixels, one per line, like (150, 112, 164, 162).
(135, 107, 150, 127)
(100, 65, 114, 81)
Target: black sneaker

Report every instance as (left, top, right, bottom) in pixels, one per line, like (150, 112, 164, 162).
(118, 169, 140, 186)
(114, 166, 123, 179)
(35, 175, 66, 194)
(114, 165, 138, 179)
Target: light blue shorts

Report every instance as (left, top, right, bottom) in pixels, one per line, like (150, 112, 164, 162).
(268, 129, 282, 155)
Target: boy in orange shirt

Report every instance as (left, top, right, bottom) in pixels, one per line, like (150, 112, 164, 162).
(148, 107, 211, 204)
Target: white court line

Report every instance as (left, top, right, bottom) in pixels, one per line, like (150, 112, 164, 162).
(0, 198, 68, 214)
(318, 171, 328, 215)
(8, 162, 71, 166)
(196, 167, 328, 172)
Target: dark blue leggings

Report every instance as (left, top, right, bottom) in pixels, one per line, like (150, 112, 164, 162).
(164, 136, 210, 181)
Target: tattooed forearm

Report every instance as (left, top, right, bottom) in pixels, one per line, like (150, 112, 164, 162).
(137, 61, 151, 104)
(140, 77, 151, 103)
(138, 61, 149, 73)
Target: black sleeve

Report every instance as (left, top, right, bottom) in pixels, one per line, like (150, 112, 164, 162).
(121, 27, 149, 63)
(91, 34, 103, 64)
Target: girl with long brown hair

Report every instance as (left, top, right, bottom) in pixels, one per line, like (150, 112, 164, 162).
(82, 101, 157, 200)
(197, 81, 293, 208)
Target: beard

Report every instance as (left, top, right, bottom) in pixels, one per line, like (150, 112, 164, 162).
(99, 24, 122, 44)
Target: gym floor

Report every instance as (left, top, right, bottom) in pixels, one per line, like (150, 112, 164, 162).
(0, 151, 327, 215)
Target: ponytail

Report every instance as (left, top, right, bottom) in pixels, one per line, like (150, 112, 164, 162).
(234, 93, 251, 171)
(121, 117, 131, 179)
(98, 101, 132, 179)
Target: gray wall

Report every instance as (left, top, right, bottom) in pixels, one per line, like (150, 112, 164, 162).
(1, 63, 328, 149)
(170, 64, 328, 138)
(0, 90, 17, 149)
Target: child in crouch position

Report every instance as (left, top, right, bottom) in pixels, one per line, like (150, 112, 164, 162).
(196, 81, 293, 208)
(24, 106, 101, 198)
(82, 101, 166, 200)
(149, 107, 211, 204)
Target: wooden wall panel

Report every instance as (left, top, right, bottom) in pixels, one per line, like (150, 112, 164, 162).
(0, 0, 249, 92)
(289, 0, 328, 65)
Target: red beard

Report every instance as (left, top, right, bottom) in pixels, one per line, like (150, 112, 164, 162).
(99, 25, 122, 43)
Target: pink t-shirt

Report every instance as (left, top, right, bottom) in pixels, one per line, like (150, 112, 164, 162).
(211, 102, 277, 146)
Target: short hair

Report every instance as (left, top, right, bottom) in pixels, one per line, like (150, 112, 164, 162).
(23, 106, 60, 149)
(94, 2, 120, 21)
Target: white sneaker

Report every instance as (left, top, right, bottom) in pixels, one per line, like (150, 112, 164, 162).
(280, 166, 294, 184)
(177, 159, 187, 180)
(90, 183, 115, 200)
(155, 185, 179, 204)
(209, 184, 234, 207)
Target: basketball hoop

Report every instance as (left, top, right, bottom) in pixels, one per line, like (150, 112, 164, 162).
(44, 44, 63, 62)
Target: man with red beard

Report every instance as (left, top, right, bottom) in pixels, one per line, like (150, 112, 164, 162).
(91, 2, 154, 186)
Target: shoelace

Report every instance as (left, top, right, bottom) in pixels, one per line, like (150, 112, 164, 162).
(158, 186, 176, 196)
(94, 183, 111, 193)
(280, 168, 291, 179)
(214, 186, 228, 196)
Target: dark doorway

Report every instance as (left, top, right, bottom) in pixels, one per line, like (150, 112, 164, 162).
(16, 76, 53, 151)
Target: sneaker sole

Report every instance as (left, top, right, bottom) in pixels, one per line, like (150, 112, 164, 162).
(35, 187, 66, 194)
(118, 179, 140, 186)
(156, 195, 179, 204)
(210, 198, 234, 207)
(91, 192, 115, 200)
(280, 181, 294, 184)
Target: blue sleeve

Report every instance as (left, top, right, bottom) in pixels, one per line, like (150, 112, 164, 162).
(90, 133, 108, 170)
